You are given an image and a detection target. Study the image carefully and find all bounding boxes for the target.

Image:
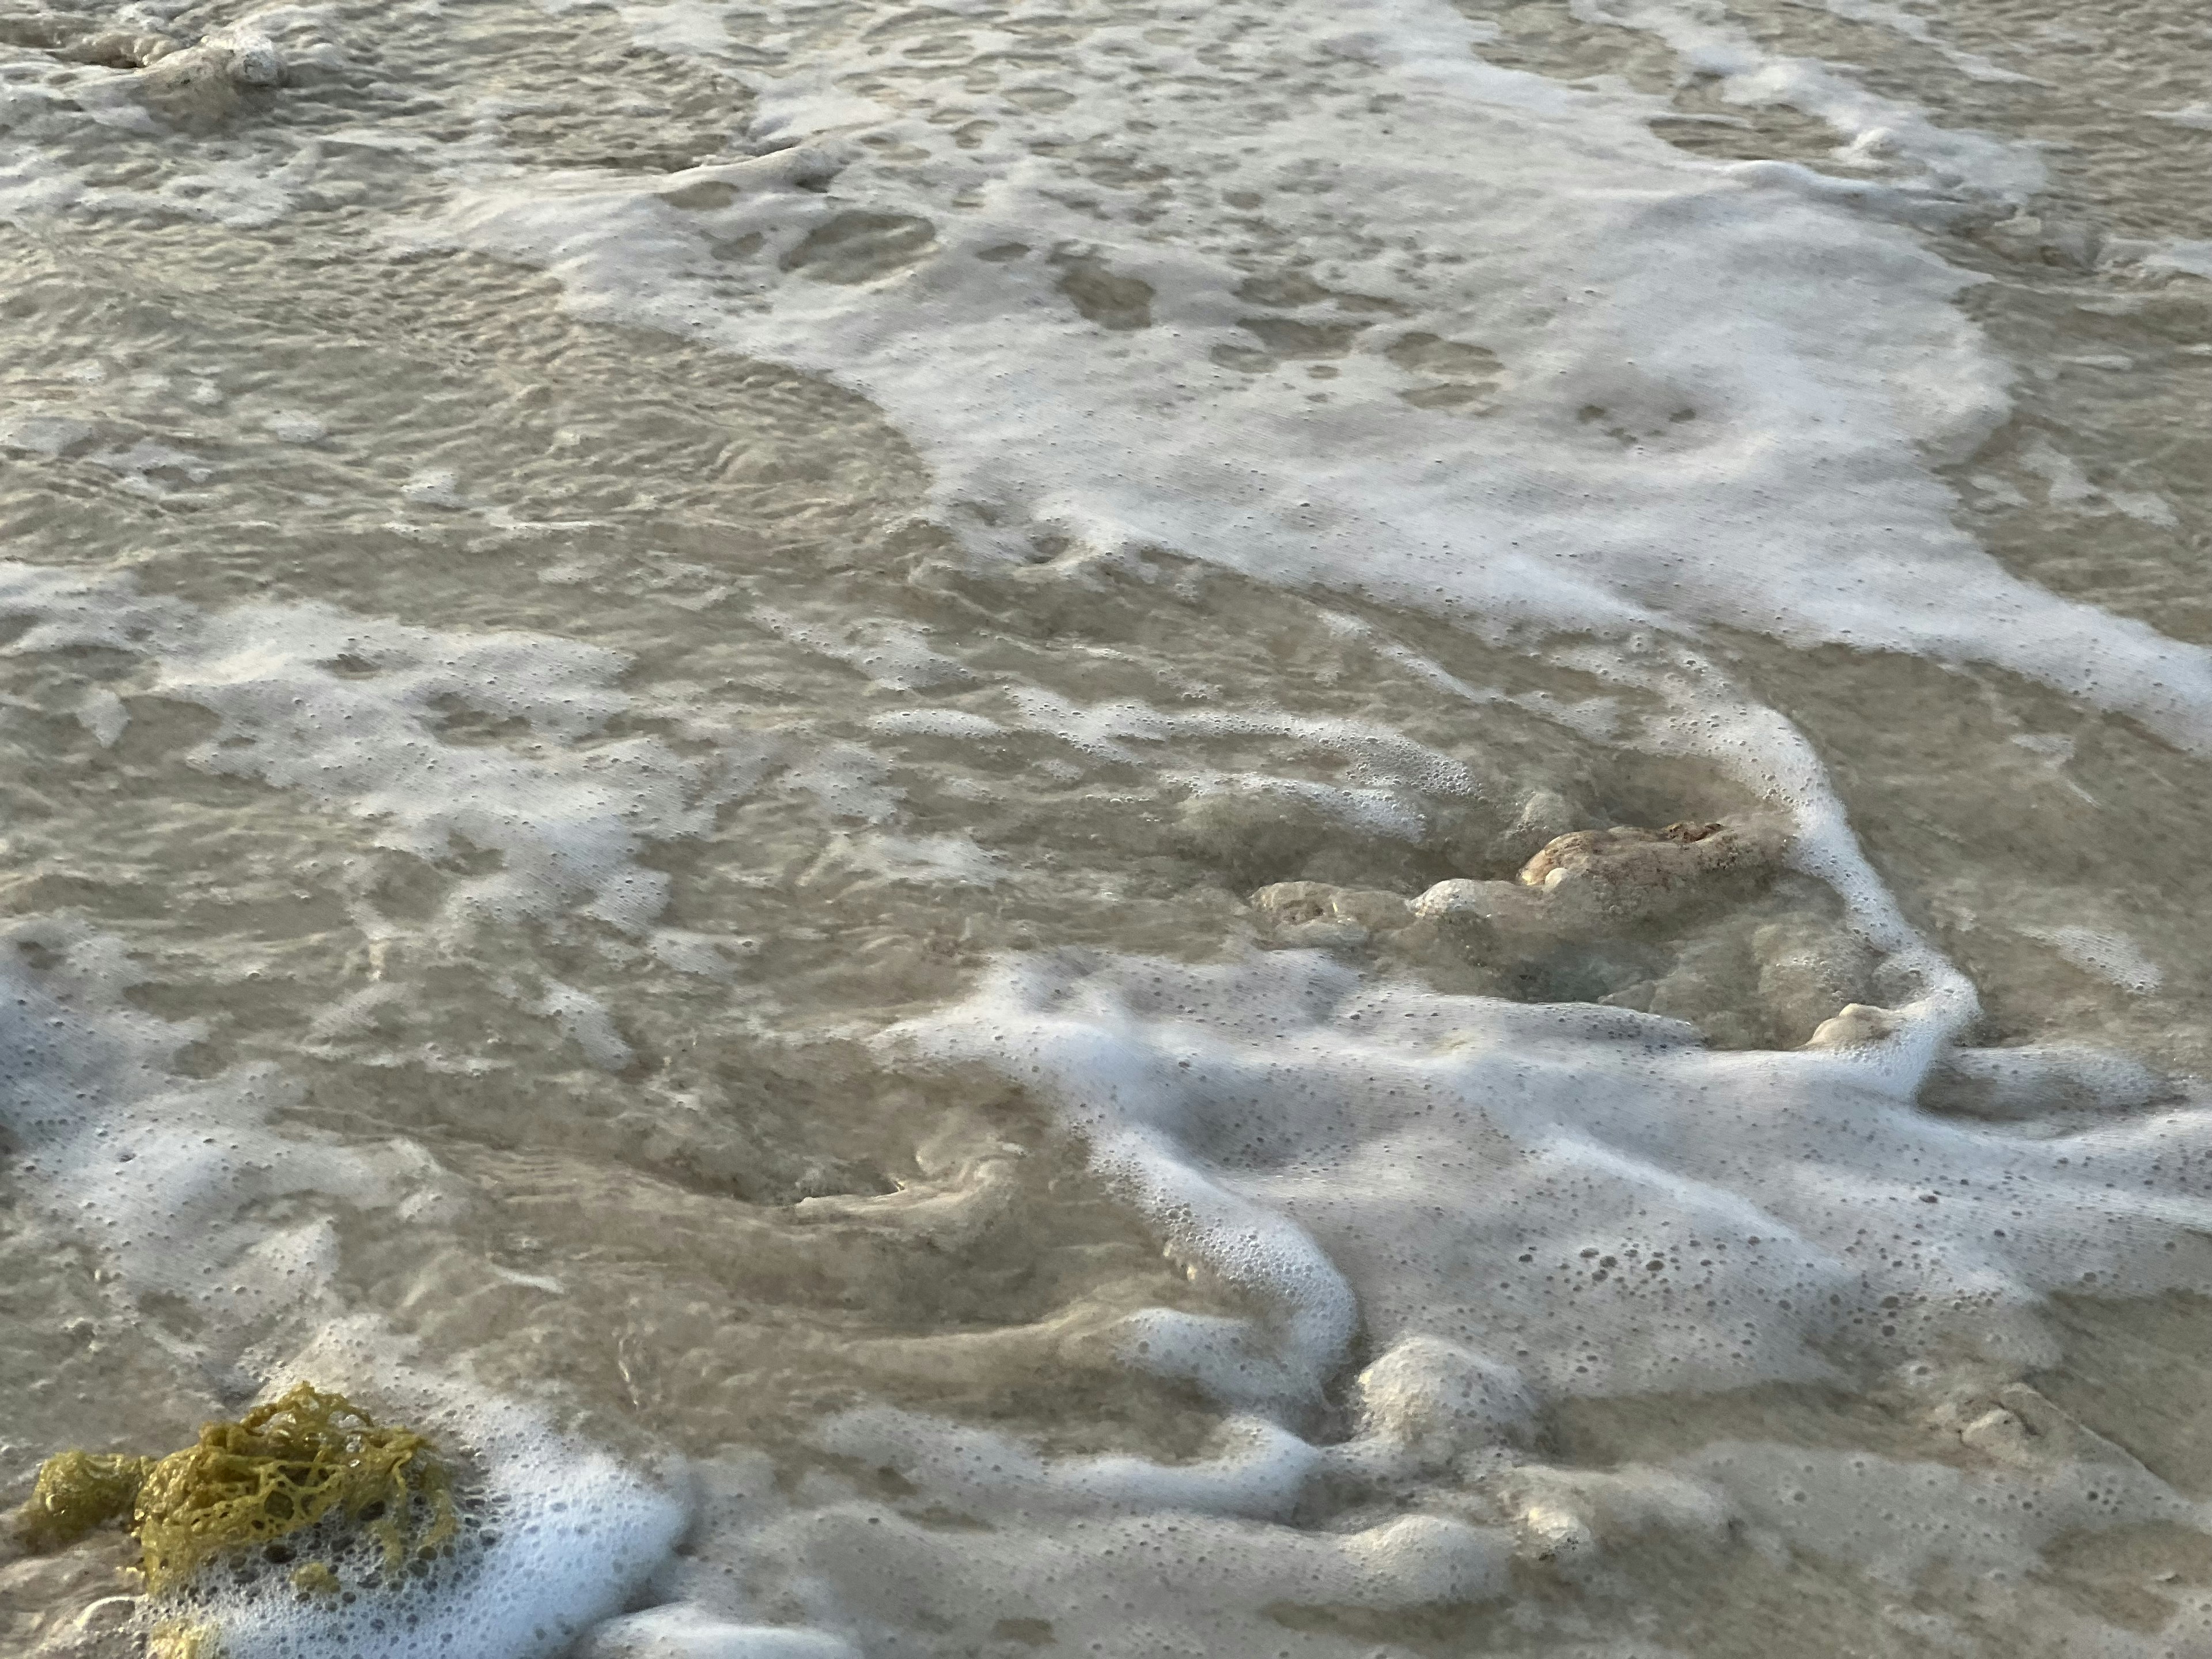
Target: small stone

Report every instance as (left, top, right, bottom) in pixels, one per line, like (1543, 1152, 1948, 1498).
(60, 31, 167, 68)
(1249, 881, 1338, 925)
(1805, 1003, 1897, 1050)
(1410, 877, 1508, 921)
(1519, 1502, 1596, 1560)
(136, 31, 283, 129)
(1356, 1335, 1534, 1460)
(218, 31, 285, 87)
(1959, 1407, 2038, 1465)
(1521, 820, 1737, 890)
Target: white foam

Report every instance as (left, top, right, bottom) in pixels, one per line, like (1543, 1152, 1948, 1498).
(0, 915, 424, 1327)
(889, 948, 2212, 1407)
(2032, 925, 2164, 995)
(195, 1349, 685, 1659)
(1806, 0, 2034, 84)
(817, 1408, 1325, 1521)
(665, 1441, 1513, 1658)
(1679, 1431, 2206, 1595)
(0, 916, 684, 1658)
(1569, 0, 2045, 191)
(582, 1607, 858, 1659)
(863, 707, 1006, 741)
(400, 0, 2212, 752)
(0, 560, 716, 933)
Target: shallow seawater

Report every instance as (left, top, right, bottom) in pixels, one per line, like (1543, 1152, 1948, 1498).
(2, 0, 2211, 1654)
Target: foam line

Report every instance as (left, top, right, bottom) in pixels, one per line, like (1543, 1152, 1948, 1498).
(407, 0, 2212, 751)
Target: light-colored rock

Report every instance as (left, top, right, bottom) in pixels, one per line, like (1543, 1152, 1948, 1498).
(1518, 1502, 1596, 1561)
(1415, 816, 1785, 946)
(1249, 880, 1340, 923)
(1518, 818, 1781, 902)
(1355, 1335, 1535, 1463)
(217, 30, 285, 87)
(1959, 1407, 2039, 1466)
(1805, 1002, 1897, 1050)
(136, 30, 284, 128)
(1408, 877, 1513, 921)
(59, 31, 175, 68)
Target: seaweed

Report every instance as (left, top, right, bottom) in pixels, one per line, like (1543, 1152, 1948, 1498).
(131, 1382, 458, 1593)
(14, 1382, 460, 1599)
(18, 1449, 157, 1550)
(148, 1617, 222, 1659)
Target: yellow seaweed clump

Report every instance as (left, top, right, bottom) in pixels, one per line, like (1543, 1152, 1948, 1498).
(133, 1382, 458, 1593)
(19, 1449, 158, 1550)
(14, 1383, 459, 1596)
(149, 1618, 223, 1659)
